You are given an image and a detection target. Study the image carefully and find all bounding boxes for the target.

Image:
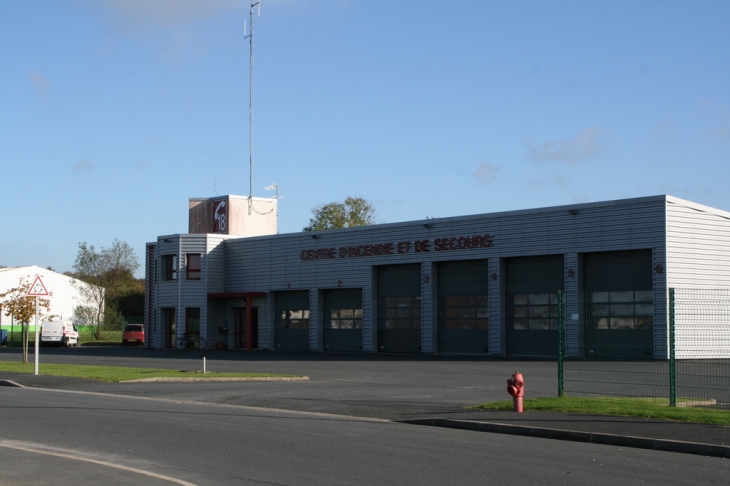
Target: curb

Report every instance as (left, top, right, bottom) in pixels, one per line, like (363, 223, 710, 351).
(0, 380, 25, 388)
(400, 418, 730, 459)
(120, 376, 309, 383)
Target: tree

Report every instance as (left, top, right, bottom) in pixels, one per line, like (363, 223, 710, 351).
(303, 197, 377, 231)
(72, 239, 140, 339)
(0, 277, 54, 364)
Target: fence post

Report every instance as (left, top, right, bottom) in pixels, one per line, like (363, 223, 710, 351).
(558, 290, 564, 397)
(669, 288, 676, 407)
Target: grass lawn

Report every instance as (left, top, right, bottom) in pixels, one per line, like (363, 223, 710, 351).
(472, 396, 730, 425)
(0, 361, 301, 382)
(2, 331, 122, 347)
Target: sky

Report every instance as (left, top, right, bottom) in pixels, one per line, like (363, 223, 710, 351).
(1, 0, 729, 277)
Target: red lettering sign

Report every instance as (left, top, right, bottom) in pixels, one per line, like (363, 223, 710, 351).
(300, 234, 494, 261)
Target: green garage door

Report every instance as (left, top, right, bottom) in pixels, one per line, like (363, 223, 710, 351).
(437, 259, 490, 354)
(582, 249, 653, 360)
(378, 264, 421, 353)
(506, 255, 563, 357)
(275, 291, 310, 351)
(324, 288, 363, 352)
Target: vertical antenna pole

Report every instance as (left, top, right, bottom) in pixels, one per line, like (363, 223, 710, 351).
(248, 1, 256, 206)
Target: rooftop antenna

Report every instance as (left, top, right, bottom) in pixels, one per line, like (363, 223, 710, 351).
(264, 183, 282, 224)
(244, 1, 272, 216)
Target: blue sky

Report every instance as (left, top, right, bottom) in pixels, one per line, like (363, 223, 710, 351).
(2, 0, 729, 277)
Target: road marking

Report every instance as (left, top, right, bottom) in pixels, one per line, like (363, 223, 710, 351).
(11, 386, 392, 422)
(0, 440, 198, 486)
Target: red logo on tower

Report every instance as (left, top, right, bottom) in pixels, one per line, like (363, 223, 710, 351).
(212, 200, 227, 234)
(26, 276, 50, 297)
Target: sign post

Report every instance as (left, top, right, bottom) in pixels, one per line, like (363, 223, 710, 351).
(27, 276, 50, 376)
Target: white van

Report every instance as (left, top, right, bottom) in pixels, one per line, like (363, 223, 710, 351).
(41, 320, 79, 347)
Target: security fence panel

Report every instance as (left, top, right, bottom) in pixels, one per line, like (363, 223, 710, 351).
(559, 288, 730, 409)
(672, 288, 730, 407)
(274, 291, 310, 351)
(437, 259, 489, 354)
(377, 264, 422, 353)
(323, 288, 363, 352)
(560, 291, 668, 401)
(506, 255, 563, 357)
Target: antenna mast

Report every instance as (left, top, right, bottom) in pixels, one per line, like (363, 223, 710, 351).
(245, 1, 260, 208)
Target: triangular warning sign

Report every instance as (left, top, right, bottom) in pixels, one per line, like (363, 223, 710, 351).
(26, 275, 50, 297)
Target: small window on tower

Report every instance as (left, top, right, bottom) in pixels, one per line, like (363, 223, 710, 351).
(162, 255, 177, 281)
(186, 254, 201, 280)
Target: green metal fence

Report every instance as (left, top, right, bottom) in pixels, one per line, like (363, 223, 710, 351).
(558, 288, 730, 408)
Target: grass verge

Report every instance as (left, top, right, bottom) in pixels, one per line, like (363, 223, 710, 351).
(471, 396, 730, 425)
(0, 361, 301, 383)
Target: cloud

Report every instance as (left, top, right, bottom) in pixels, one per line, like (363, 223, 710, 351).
(97, 0, 241, 30)
(528, 126, 612, 164)
(472, 163, 499, 185)
(28, 71, 51, 99)
(709, 126, 729, 142)
(83, 0, 242, 60)
(134, 161, 153, 170)
(697, 98, 729, 143)
(528, 171, 568, 189)
(72, 159, 96, 172)
(653, 122, 675, 140)
(144, 136, 167, 146)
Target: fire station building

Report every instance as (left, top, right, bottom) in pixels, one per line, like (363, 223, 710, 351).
(144, 194, 730, 358)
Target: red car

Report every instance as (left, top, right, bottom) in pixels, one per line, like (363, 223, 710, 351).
(122, 324, 145, 346)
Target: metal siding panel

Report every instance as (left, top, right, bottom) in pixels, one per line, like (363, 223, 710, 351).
(653, 247, 668, 359)
(564, 253, 579, 357)
(666, 201, 730, 358)
(309, 288, 318, 351)
(362, 279, 373, 352)
(666, 201, 730, 288)
(488, 258, 501, 355)
(421, 262, 433, 353)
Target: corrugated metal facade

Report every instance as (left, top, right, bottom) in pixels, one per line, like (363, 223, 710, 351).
(145, 195, 730, 358)
(666, 197, 730, 358)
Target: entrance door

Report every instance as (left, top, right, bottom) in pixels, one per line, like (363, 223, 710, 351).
(437, 259, 490, 354)
(274, 291, 310, 351)
(323, 288, 363, 352)
(582, 250, 653, 359)
(163, 308, 176, 348)
(377, 264, 422, 353)
(234, 307, 259, 349)
(506, 255, 563, 357)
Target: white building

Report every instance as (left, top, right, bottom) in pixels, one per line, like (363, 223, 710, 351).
(0, 266, 97, 325)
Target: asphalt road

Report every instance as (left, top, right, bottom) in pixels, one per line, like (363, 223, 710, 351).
(2, 386, 729, 486)
(0, 347, 557, 419)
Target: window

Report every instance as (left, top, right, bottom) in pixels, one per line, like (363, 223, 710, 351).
(378, 296, 422, 329)
(186, 254, 201, 280)
(439, 295, 489, 330)
(508, 293, 559, 330)
(186, 308, 200, 335)
(326, 308, 363, 329)
(162, 255, 177, 281)
(590, 291, 653, 330)
(275, 309, 310, 329)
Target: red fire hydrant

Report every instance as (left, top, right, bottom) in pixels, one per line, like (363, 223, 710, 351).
(506, 371, 525, 412)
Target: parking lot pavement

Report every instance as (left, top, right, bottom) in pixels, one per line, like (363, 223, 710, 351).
(2, 347, 728, 457)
